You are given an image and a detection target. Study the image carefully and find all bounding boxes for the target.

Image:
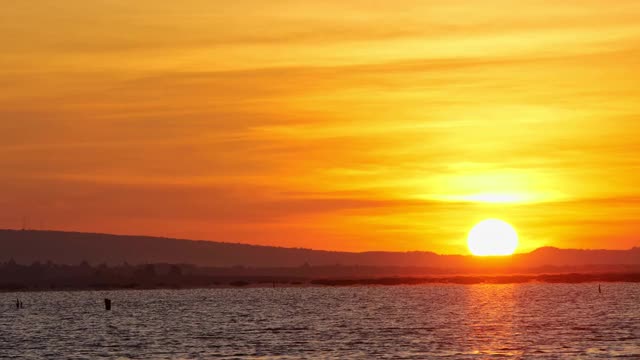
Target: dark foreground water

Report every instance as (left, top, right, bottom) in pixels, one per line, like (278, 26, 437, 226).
(1, 283, 638, 359)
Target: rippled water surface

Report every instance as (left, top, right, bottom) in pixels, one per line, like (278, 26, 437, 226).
(1, 283, 638, 359)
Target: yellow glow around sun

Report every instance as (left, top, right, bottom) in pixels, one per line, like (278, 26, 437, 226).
(468, 219, 519, 256)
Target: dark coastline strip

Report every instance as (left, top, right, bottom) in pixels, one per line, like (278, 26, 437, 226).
(310, 272, 640, 286)
(1, 272, 639, 292)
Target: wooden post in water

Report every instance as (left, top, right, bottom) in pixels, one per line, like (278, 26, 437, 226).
(104, 298, 112, 311)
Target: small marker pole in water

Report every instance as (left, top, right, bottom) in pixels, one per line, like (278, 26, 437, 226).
(16, 299, 19, 310)
(104, 298, 112, 311)
(598, 284, 602, 294)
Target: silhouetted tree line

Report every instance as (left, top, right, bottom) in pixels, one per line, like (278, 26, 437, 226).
(0, 259, 311, 291)
(1, 259, 639, 291)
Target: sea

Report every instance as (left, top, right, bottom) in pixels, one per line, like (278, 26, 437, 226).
(1, 283, 638, 359)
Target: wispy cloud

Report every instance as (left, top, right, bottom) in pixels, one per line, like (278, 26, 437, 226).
(1, 1, 640, 252)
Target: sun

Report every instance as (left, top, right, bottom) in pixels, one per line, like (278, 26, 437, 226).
(467, 219, 518, 256)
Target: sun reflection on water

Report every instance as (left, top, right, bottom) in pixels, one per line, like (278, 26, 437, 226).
(462, 284, 523, 358)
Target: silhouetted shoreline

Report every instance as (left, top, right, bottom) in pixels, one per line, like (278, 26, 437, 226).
(2, 230, 640, 292)
(1, 259, 638, 292)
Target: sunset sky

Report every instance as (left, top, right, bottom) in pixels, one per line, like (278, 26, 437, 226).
(2, 1, 640, 254)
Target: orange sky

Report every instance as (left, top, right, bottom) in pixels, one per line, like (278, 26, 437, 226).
(2, 1, 640, 254)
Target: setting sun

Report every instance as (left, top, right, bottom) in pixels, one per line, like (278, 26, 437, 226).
(468, 219, 519, 256)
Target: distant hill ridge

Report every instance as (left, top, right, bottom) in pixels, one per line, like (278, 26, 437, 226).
(1, 229, 638, 270)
